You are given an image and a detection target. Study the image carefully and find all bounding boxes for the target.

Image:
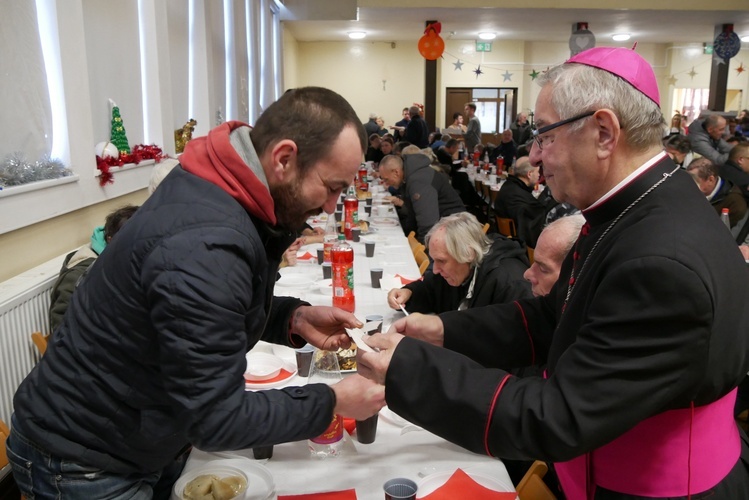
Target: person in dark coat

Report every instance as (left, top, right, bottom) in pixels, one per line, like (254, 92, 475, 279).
(489, 129, 517, 168)
(379, 153, 465, 242)
(687, 157, 748, 228)
(359, 47, 749, 499)
(510, 112, 532, 145)
(404, 105, 429, 148)
(363, 112, 380, 137)
(388, 212, 531, 314)
(494, 157, 557, 247)
(720, 142, 749, 192)
(8, 88, 385, 499)
(48, 205, 139, 332)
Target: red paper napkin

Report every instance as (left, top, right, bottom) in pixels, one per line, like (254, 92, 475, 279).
(279, 489, 357, 500)
(297, 252, 315, 260)
(245, 368, 293, 384)
(395, 274, 422, 285)
(420, 469, 516, 500)
(343, 417, 356, 435)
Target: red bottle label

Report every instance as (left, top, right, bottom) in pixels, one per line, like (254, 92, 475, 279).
(311, 414, 343, 444)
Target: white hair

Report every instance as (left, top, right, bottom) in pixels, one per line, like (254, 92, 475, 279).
(148, 159, 179, 195)
(543, 214, 585, 259)
(537, 63, 665, 151)
(425, 212, 491, 267)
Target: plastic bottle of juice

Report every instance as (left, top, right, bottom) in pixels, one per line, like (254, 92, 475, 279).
(331, 234, 355, 312)
(323, 215, 338, 263)
(343, 186, 359, 240)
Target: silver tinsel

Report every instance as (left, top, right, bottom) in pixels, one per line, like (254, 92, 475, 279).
(0, 152, 73, 188)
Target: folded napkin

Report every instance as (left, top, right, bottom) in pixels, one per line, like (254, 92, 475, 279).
(395, 274, 421, 285)
(420, 469, 516, 500)
(279, 489, 357, 500)
(297, 252, 315, 261)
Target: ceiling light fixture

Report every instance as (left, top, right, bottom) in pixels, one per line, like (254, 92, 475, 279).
(478, 32, 496, 40)
(348, 31, 366, 40)
(612, 33, 631, 41)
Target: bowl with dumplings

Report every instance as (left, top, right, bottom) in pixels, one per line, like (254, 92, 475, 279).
(174, 463, 249, 500)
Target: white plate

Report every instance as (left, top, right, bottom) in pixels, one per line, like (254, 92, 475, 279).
(244, 363, 298, 389)
(173, 458, 275, 500)
(245, 352, 284, 381)
(275, 274, 316, 287)
(371, 217, 399, 227)
(416, 469, 515, 498)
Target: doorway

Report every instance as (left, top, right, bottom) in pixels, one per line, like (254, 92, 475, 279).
(445, 87, 517, 145)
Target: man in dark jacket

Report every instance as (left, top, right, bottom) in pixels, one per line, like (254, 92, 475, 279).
(8, 88, 385, 499)
(379, 153, 465, 242)
(687, 114, 734, 165)
(494, 156, 557, 247)
(387, 212, 531, 313)
(720, 143, 749, 192)
(687, 157, 748, 228)
(404, 105, 429, 148)
(363, 112, 380, 137)
(510, 112, 532, 146)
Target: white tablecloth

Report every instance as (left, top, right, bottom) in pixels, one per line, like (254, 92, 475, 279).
(179, 201, 515, 499)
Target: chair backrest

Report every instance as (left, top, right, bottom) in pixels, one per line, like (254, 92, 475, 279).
(527, 246, 535, 265)
(495, 216, 517, 238)
(31, 331, 48, 356)
(516, 460, 556, 500)
(407, 231, 421, 252)
(413, 248, 429, 275)
(0, 418, 10, 469)
(411, 243, 426, 259)
(482, 223, 490, 234)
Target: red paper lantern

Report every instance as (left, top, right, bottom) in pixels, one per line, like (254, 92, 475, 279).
(418, 22, 444, 61)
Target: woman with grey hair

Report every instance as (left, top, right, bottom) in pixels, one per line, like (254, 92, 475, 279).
(387, 212, 532, 313)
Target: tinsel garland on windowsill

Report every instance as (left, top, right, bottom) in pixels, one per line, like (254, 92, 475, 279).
(0, 153, 73, 189)
(95, 144, 166, 186)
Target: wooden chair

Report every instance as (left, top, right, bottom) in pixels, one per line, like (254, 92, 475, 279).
(411, 243, 426, 260)
(516, 461, 556, 500)
(482, 223, 490, 234)
(495, 216, 517, 238)
(407, 231, 421, 253)
(1, 418, 10, 469)
(413, 248, 430, 275)
(526, 246, 535, 265)
(31, 331, 48, 357)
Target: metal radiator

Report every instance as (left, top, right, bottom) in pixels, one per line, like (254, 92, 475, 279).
(0, 260, 60, 426)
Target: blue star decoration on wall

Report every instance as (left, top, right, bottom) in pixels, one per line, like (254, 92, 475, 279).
(502, 70, 513, 82)
(453, 60, 464, 71)
(473, 65, 484, 78)
(529, 69, 540, 80)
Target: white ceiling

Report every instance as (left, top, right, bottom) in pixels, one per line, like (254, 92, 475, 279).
(282, 6, 749, 46)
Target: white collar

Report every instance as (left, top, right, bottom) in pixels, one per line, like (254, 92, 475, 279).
(585, 151, 667, 212)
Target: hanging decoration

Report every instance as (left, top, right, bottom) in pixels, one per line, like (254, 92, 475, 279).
(688, 67, 697, 79)
(473, 65, 484, 78)
(0, 153, 72, 188)
(569, 22, 596, 57)
(502, 70, 513, 82)
(109, 99, 131, 155)
(418, 22, 445, 61)
(713, 24, 741, 63)
(95, 144, 166, 186)
(529, 69, 540, 80)
(453, 59, 464, 71)
(667, 75, 678, 86)
(736, 62, 746, 75)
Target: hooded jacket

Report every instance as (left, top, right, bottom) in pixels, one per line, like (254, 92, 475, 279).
(402, 234, 532, 313)
(12, 122, 335, 474)
(401, 153, 465, 241)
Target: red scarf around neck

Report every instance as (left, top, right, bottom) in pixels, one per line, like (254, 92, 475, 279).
(180, 121, 277, 225)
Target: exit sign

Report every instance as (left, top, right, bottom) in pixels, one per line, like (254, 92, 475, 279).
(476, 41, 492, 52)
(703, 44, 713, 55)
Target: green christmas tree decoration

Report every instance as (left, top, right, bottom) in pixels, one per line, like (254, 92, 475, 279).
(109, 100, 131, 155)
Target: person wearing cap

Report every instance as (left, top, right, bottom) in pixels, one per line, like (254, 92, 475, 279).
(363, 112, 380, 137)
(358, 47, 749, 499)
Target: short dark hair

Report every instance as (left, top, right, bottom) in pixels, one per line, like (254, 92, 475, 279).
(464, 102, 476, 112)
(380, 136, 394, 146)
(452, 112, 462, 120)
(664, 134, 691, 154)
(729, 143, 749, 162)
(250, 87, 366, 175)
(445, 138, 459, 149)
(394, 141, 411, 154)
(686, 157, 718, 180)
(104, 205, 139, 241)
(369, 133, 381, 142)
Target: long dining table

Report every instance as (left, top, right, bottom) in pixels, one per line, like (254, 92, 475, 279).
(175, 193, 517, 499)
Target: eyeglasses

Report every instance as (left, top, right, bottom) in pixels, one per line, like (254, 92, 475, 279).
(532, 111, 595, 151)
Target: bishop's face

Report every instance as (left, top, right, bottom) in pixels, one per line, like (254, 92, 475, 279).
(528, 85, 601, 210)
